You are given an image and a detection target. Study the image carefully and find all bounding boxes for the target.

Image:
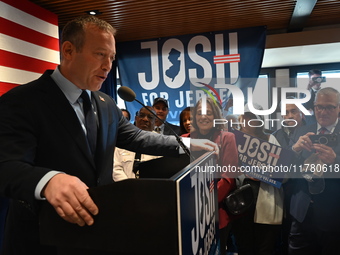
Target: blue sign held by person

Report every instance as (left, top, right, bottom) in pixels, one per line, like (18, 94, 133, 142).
(231, 129, 295, 188)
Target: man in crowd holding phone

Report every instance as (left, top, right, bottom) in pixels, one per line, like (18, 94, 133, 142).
(303, 69, 325, 125)
(289, 87, 340, 255)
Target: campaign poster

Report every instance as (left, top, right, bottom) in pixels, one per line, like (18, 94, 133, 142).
(177, 154, 219, 255)
(231, 129, 295, 188)
(117, 26, 266, 124)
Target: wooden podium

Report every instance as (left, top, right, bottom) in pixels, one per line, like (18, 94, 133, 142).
(40, 152, 220, 255)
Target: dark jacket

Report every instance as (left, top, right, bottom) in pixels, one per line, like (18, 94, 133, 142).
(0, 70, 179, 254)
(289, 122, 340, 232)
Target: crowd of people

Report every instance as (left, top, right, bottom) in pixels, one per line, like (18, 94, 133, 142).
(0, 13, 339, 255)
(118, 81, 340, 255)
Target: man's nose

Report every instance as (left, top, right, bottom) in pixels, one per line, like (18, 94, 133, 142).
(101, 58, 112, 71)
(286, 113, 294, 118)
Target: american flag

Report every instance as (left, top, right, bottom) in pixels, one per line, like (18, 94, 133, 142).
(213, 53, 240, 64)
(0, 0, 59, 96)
(209, 179, 215, 193)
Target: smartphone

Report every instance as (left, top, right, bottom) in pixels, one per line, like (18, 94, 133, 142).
(309, 134, 338, 147)
(312, 76, 326, 83)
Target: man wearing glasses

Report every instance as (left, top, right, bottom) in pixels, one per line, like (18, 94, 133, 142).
(289, 87, 340, 254)
(113, 106, 160, 181)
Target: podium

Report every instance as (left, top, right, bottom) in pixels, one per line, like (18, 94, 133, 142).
(40, 152, 220, 255)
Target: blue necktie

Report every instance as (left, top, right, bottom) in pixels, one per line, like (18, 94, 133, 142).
(80, 91, 97, 156)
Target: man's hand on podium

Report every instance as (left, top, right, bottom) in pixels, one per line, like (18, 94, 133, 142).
(43, 173, 99, 227)
(190, 139, 219, 156)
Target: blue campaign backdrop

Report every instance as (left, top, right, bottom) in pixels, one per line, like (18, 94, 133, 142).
(100, 61, 117, 102)
(116, 26, 266, 124)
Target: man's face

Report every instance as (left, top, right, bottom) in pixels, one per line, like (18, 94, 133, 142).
(153, 102, 169, 121)
(63, 25, 116, 91)
(309, 74, 322, 91)
(314, 93, 340, 127)
(135, 108, 155, 131)
(283, 104, 304, 127)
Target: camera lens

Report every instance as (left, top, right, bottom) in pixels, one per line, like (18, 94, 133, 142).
(318, 136, 328, 145)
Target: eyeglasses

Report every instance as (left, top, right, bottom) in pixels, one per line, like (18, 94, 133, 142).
(314, 105, 338, 112)
(137, 113, 155, 120)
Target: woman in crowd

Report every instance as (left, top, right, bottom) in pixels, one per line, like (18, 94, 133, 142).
(191, 97, 239, 253)
(179, 107, 193, 135)
(232, 103, 283, 255)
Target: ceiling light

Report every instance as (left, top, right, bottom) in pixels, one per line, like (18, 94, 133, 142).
(85, 10, 102, 16)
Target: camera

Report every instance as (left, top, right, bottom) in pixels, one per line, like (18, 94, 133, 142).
(309, 134, 338, 147)
(312, 76, 326, 83)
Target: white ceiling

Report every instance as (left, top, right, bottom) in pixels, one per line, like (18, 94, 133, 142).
(262, 27, 340, 68)
(262, 42, 340, 68)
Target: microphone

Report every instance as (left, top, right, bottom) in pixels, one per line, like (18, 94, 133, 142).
(118, 86, 193, 160)
(117, 86, 136, 102)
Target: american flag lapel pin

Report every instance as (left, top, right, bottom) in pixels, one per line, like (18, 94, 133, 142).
(99, 96, 105, 102)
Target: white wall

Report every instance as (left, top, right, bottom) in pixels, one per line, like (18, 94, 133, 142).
(262, 27, 340, 68)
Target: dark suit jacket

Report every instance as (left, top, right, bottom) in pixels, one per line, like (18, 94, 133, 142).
(303, 88, 316, 111)
(302, 89, 317, 125)
(0, 70, 180, 254)
(272, 128, 291, 149)
(163, 122, 180, 136)
(289, 122, 340, 232)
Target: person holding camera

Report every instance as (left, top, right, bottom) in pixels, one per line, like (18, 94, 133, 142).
(289, 87, 340, 254)
(303, 69, 325, 125)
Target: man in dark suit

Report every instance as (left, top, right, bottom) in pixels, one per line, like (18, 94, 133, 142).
(272, 98, 305, 254)
(273, 97, 306, 149)
(152, 97, 181, 135)
(0, 197, 8, 252)
(289, 87, 340, 254)
(302, 69, 324, 125)
(0, 16, 218, 255)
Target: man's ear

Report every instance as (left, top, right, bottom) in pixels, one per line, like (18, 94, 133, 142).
(61, 41, 74, 60)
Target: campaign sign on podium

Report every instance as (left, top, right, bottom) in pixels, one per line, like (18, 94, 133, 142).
(176, 152, 220, 255)
(39, 152, 219, 255)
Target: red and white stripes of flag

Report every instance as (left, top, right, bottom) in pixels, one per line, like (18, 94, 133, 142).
(213, 54, 240, 64)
